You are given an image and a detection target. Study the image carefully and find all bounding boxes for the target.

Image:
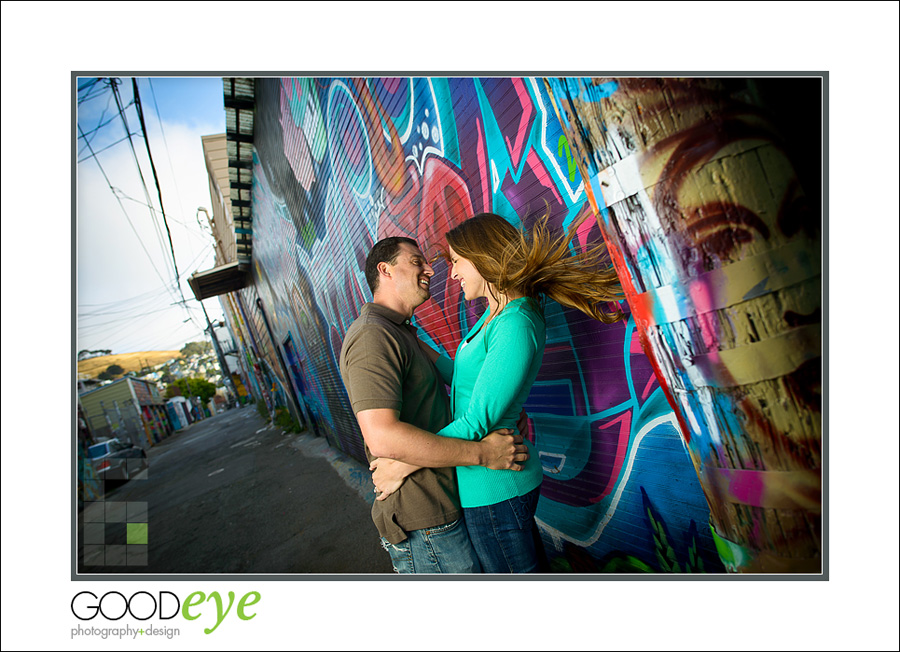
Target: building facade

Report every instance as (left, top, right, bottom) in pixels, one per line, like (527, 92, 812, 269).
(78, 376, 173, 448)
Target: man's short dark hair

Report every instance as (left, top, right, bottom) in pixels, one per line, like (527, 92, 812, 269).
(365, 237, 419, 294)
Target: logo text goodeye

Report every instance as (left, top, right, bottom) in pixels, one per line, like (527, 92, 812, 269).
(71, 590, 261, 634)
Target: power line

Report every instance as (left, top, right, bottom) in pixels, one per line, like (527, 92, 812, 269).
(79, 245, 210, 317)
(110, 78, 176, 285)
(79, 247, 213, 343)
(77, 77, 103, 94)
(77, 133, 139, 164)
(79, 297, 168, 320)
(147, 78, 189, 243)
(140, 323, 207, 353)
(79, 309, 167, 343)
(101, 319, 200, 354)
(78, 284, 172, 308)
(78, 287, 172, 317)
(77, 85, 119, 155)
(78, 306, 180, 330)
(76, 99, 133, 143)
(131, 77, 186, 306)
(77, 122, 175, 292)
(77, 81, 111, 104)
(107, 188, 214, 240)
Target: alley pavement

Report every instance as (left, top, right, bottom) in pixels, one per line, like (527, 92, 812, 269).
(77, 405, 394, 575)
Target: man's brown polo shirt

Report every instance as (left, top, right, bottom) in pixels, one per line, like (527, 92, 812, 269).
(339, 302, 460, 544)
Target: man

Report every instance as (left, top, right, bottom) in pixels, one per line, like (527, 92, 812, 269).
(339, 237, 528, 573)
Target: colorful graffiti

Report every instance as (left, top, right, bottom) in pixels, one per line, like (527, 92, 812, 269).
(545, 77, 822, 572)
(241, 77, 727, 572)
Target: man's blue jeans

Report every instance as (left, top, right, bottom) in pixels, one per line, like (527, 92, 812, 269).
(463, 486, 542, 573)
(380, 517, 482, 573)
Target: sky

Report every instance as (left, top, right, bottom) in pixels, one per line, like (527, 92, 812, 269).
(77, 76, 227, 354)
(2, 2, 899, 650)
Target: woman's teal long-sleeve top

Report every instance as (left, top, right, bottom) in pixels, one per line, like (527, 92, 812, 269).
(434, 297, 545, 508)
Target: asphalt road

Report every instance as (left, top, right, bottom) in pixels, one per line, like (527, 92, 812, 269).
(78, 406, 393, 575)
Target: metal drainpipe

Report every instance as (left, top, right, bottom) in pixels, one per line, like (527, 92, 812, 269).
(234, 293, 271, 410)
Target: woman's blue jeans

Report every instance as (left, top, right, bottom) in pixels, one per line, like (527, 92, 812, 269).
(463, 486, 543, 573)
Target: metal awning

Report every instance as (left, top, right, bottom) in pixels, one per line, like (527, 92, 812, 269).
(188, 261, 251, 300)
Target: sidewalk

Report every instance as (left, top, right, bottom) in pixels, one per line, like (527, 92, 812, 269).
(281, 427, 395, 574)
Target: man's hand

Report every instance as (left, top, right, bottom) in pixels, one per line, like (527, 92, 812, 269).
(479, 428, 529, 471)
(516, 409, 531, 440)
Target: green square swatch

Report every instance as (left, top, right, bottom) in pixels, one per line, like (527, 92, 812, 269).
(127, 522, 148, 545)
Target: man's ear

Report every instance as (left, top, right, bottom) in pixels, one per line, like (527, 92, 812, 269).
(377, 261, 392, 280)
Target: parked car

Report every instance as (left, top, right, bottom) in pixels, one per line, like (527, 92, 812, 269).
(87, 438, 147, 481)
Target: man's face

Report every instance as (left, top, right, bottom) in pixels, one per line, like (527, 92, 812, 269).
(385, 242, 435, 310)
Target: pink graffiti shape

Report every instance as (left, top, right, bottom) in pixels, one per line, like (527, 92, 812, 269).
(641, 373, 658, 401)
(722, 469, 765, 507)
(504, 78, 535, 171)
(590, 410, 632, 503)
(382, 77, 403, 93)
(526, 150, 564, 207)
(630, 329, 644, 355)
(576, 214, 595, 252)
(689, 280, 721, 352)
(420, 157, 475, 247)
(474, 117, 492, 207)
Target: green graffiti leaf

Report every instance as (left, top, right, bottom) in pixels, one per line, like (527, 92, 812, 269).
(300, 221, 315, 247)
(646, 508, 661, 535)
(549, 557, 573, 573)
(557, 134, 578, 182)
(599, 555, 655, 573)
(686, 536, 705, 573)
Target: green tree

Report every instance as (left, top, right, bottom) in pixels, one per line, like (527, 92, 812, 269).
(97, 363, 125, 381)
(78, 348, 113, 361)
(166, 377, 217, 404)
(180, 341, 212, 358)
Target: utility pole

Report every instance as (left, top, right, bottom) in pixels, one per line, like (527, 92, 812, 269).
(198, 300, 239, 403)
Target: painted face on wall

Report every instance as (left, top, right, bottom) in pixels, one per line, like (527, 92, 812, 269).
(385, 242, 435, 311)
(448, 245, 488, 302)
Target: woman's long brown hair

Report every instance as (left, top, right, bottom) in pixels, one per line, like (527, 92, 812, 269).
(445, 212, 624, 323)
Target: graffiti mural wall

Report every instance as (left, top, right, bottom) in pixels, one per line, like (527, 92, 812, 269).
(245, 76, 726, 573)
(545, 77, 822, 572)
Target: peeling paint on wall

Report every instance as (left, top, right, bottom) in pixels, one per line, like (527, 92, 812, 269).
(545, 77, 822, 572)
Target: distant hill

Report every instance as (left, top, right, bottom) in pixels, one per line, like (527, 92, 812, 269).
(77, 351, 182, 378)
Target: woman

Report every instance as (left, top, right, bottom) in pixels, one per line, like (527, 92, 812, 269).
(372, 212, 623, 572)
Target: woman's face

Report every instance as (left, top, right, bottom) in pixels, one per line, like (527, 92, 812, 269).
(448, 245, 488, 302)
